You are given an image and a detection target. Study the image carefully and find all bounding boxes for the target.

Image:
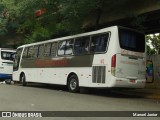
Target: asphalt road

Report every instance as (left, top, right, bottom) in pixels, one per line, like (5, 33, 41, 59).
(0, 83, 160, 120)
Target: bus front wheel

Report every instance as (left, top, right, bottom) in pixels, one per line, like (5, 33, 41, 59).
(67, 74, 80, 93)
(20, 73, 27, 86)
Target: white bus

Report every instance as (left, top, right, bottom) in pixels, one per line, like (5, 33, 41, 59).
(0, 48, 15, 80)
(13, 26, 146, 92)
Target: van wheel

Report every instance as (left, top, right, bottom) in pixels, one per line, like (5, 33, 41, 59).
(20, 73, 27, 86)
(68, 75, 80, 93)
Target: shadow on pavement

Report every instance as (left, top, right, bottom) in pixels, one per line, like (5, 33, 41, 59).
(14, 82, 144, 99)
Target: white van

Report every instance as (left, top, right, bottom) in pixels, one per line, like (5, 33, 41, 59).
(0, 48, 15, 80)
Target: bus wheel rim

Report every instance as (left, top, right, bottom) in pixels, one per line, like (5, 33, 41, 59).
(70, 79, 77, 90)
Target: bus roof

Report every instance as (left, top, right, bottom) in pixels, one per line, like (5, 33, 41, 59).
(0, 48, 16, 52)
(17, 26, 119, 49)
(17, 25, 143, 49)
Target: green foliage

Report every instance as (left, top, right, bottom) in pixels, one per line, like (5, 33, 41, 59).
(146, 34, 160, 55)
(23, 35, 34, 44)
(146, 45, 156, 55)
(24, 22, 51, 44)
(0, 18, 7, 35)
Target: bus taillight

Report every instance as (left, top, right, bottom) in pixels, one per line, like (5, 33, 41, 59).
(111, 54, 116, 76)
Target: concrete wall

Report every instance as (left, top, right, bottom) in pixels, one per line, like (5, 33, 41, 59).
(146, 55, 160, 89)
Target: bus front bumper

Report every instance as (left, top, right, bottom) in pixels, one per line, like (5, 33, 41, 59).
(0, 73, 12, 79)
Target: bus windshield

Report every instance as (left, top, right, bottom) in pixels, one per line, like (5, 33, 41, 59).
(1, 51, 15, 61)
(119, 28, 145, 53)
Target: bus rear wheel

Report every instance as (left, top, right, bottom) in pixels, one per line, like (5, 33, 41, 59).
(20, 73, 27, 86)
(67, 74, 80, 93)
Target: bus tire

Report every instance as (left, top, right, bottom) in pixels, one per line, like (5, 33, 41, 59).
(20, 73, 27, 86)
(67, 74, 80, 93)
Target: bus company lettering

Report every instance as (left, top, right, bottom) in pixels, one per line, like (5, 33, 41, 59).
(120, 61, 139, 66)
(35, 59, 68, 67)
(121, 49, 143, 57)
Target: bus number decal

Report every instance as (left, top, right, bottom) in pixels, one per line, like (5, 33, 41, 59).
(120, 60, 139, 66)
(100, 59, 104, 64)
(121, 49, 143, 57)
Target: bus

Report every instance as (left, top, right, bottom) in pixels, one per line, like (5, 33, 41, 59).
(0, 48, 15, 80)
(12, 26, 146, 92)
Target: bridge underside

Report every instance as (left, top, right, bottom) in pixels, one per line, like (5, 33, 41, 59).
(85, 10, 160, 34)
(139, 10, 160, 34)
(83, 0, 160, 34)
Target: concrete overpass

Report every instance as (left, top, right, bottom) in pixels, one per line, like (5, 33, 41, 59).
(83, 0, 160, 34)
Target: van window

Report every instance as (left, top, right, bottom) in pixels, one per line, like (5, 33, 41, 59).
(1, 51, 15, 61)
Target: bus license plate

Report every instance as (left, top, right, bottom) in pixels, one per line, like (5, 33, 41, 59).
(129, 79, 136, 83)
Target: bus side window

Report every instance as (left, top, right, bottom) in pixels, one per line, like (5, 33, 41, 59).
(50, 42, 57, 57)
(58, 39, 74, 56)
(65, 39, 74, 55)
(33, 46, 39, 58)
(44, 43, 52, 57)
(38, 44, 44, 58)
(28, 46, 34, 58)
(91, 33, 109, 53)
(22, 47, 28, 58)
(74, 37, 89, 55)
(14, 48, 23, 71)
(58, 41, 66, 55)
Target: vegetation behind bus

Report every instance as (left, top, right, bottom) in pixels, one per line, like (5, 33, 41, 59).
(146, 33, 160, 55)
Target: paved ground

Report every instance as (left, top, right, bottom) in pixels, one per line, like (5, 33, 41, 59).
(2, 80, 160, 100)
(112, 88, 160, 100)
(0, 82, 160, 120)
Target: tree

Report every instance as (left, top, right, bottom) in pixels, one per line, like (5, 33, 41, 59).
(146, 34, 160, 55)
(1, 0, 105, 43)
(0, 0, 54, 43)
